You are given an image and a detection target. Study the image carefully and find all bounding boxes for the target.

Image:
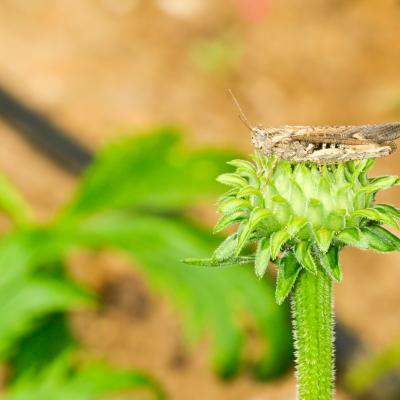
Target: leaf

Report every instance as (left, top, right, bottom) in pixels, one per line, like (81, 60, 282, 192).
(286, 216, 307, 237)
(183, 256, 255, 267)
(217, 173, 248, 187)
(62, 129, 237, 217)
(270, 230, 290, 260)
(360, 176, 399, 193)
(255, 237, 271, 278)
(236, 186, 264, 202)
(360, 225, 400, 252)
(315, 245, 343, 282)
(350, 208, 398, 228)
(373, 204, 400, 220)
(218, 198, 251, 215)
(0, 174, 33, 226)
(337, 227, 369, 249)
(227, 159, 257, 175)
(212, 233, 237, 260)
(295, 242, 317, 274)
(275, 252, 301, 305)
(314, 228, 334, 253)
(0, 233, 93, 359)
(71, 213, 292, 378)
(5, 350, 164, 400)
(213, 211, 247, 233)
(235, 208, 273, 255)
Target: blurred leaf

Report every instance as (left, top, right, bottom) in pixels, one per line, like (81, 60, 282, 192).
(63, 212, 292, 379)
(5, 350, 163, 400)
(0, 174, 33, 227)
(63, 128, 237, 217)
(0, 232, 93, 359)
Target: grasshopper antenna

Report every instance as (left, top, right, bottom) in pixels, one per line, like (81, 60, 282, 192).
(228, 89, 253, 130)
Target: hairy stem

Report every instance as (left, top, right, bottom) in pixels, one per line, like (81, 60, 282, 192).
(292, 269, 334, 400)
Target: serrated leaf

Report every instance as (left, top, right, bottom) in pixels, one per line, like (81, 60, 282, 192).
(236, 186, 264, 203)
(270, 230, 290, 259)
(216, 173, 248, 188)
(337, 227, 369, 249)
(6, 351, 164, 400)
(218, 198, 251, 215)
(315, 245, 342, 282)
(255, 237, 271, 278)
(227, 159, 257, 174)
(351, 208, 398, 228)
(295, 242, 317, 274)
(373, 204, 400, 219)
(360, 225, 400, 252)
(212, 234, 237, 260)
(360, 176, 399, 193)
(314, 228, 334, 253)
(286, 216, 307, 237)
(183, 256, 255, 267)
(235, 208, 273, 255)
(275, 253, 301, 305)
(214, 211, 247, 233)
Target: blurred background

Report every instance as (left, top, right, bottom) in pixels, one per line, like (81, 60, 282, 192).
(0, 1, 400, 399)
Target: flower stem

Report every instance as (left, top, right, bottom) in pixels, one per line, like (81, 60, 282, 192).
(292, 268, 334, 400)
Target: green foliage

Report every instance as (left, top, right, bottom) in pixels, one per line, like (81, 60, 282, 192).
(57, 128, 292, 379)
(5, 350, 163, 400)
(0, 127, 293, 399)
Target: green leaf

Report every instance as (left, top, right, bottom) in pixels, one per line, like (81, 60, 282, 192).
(72, 213, 291, 378)
(235, 208, 274, 255)
(236, 186, 263, 202)
(275, 253, 301, 305)
(62, 129, 237, 217)
(286, 216, 307, 237)
(314, 228, 334, 253)
(213, 211, 247, 233)
(350, 208, 398, 228)
(255, 237, 271, 278)
(373, 204, 400, 220)
(295, 242, 317, 274)
(217, 173, 248, 187)
(218, 198, 251, 215)
(5, 350, 164, 400)
(183, 256, 255, 267)
(337, 228, 369, 249)
(360, 225, 400, 252)
(0, 174, 33, 226)
(270, 230, 290, 260)
(360, 176, 399, 193)
(315, 245, 343, 282)
(227, 159, 257, 175)
(0, 233, 93, 359)
(212, 233, 237, 260)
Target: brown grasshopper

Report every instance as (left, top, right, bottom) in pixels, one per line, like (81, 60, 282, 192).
(251, 123, 400, 164)
(229, 91, 400, 165)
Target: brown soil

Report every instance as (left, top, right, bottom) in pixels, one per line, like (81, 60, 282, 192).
(1, 1, 400, 398)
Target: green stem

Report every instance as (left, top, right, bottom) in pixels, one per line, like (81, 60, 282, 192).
(292, 268, 334, 400)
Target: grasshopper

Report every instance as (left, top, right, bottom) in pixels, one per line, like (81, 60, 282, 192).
(229, 91, 400, 165)
(251, 123, 400, 164)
